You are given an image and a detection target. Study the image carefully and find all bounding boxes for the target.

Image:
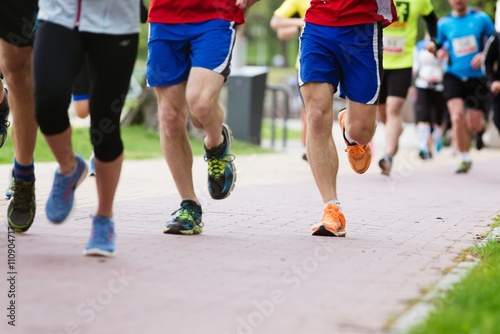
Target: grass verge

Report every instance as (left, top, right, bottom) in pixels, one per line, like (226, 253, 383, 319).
(0, 125, 275, 164)
(407, 216, 500, 334)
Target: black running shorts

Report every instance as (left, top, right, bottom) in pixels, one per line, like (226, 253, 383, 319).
(0, 0, 38, 47)
(443, 73, 491, 113)
(379, 67, 413, 103)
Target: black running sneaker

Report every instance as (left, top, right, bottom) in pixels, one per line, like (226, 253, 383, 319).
(475, 134, 485, 150)
(204, 124, 236, 200)
(418, 150, 432, 160)
(164, 200, 203, 235)
(6, 178, 36, 233)
(456, 161, 472, 174)
(379, 155, 393, 176)
(0, 89, 10, 148)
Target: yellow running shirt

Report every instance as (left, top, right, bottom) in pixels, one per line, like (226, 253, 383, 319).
(273, 0, 309, 20)
(383, 0, 434, 69)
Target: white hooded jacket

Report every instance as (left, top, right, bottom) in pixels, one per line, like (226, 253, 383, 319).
(38, 0, 140, 35)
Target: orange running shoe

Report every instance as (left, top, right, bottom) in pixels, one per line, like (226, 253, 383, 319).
(338, 109, 372, 174)
(311, 203, 346, 237)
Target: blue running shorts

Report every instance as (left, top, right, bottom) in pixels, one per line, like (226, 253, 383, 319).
(147, 19, 237, 87)
(299, 22, 383, 104)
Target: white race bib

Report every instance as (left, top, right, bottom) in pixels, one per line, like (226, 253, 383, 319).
(383, 35, 405, 55)
(452, 35, 478, 56)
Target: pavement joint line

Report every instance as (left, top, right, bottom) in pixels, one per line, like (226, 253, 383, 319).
(386, 226, 500, 334)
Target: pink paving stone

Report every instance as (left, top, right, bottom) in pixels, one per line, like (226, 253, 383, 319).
(0, 143, 499, 334)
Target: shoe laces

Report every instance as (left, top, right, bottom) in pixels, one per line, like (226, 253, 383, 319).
(171, 206, 203, 227)
(322, 205, 344, 224)
(459, 161, 471, 169)
(204, 154, 235, 179)
(345, 144, 366, 157)
(12, 180, 35, 210)
(0, 109, 10, 129)
(51, 173, 76, 201)
(91, 219, 114, 244)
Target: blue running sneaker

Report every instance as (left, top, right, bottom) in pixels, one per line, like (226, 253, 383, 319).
(89, 152, 96, 176)
(46, 154, 88, 223)
(433, 131, 444, 153)
(84, 216, 115, 257)
(0, 89, 10, 148)
(204, 124, 236, 200)
(164, 200, 203, 235)
(434, 137, 443, 153)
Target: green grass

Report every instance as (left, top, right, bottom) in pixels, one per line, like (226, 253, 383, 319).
(0, 125, 274, 164)
(408, 216, 500, 334)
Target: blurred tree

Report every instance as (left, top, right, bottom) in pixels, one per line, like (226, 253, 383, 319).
(469, 0, 495, 18)
(245, 0, 300, 66)
(137, 0, 150, 61)
(432, 0, 494, 18)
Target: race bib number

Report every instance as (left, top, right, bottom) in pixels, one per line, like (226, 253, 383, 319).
(452, 35, 478, 56)
(383, 35, 405, 55)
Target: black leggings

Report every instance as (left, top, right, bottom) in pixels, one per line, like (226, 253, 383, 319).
(414, 87, 446, 125)
(34, 21, 138, 162)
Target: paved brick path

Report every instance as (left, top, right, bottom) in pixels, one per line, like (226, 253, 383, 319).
(1, 125, 500, 334)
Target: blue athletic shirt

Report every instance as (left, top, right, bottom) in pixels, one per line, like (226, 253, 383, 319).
(437, 8, 494, 79)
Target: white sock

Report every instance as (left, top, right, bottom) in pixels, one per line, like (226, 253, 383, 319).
(416, 124, 431, 151)
(325, 200, 342, 211)
(432, 126, 443, 140)
(461, 152, 472, 163)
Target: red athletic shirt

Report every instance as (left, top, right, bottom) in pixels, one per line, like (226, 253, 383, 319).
(305, 0, 397, 28)
(148, 0, 245, 24)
